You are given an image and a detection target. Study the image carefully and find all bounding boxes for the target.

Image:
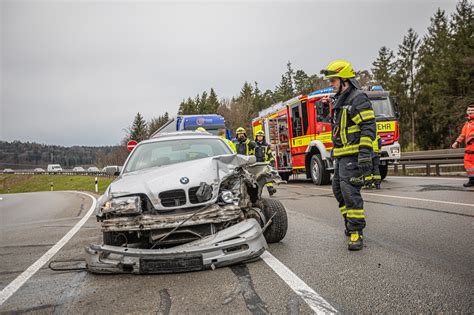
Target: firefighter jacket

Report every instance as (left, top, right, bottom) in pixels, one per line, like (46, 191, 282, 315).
(234, 138, 256, 155)
(254, 140, 274, 163)
(220, 136, 236, 153)
(455, 116, 474, 151)
(331, 87, 376, 159)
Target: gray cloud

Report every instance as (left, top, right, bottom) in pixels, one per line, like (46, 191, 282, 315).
(1, 0, 457, 146)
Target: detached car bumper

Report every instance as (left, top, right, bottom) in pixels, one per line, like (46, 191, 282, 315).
(85, 219, 267, 274)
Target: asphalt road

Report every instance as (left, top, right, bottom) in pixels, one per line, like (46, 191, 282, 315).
(0, 176, 472, 314)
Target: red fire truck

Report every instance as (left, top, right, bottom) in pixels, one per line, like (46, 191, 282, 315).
(252, 86, 400, 185)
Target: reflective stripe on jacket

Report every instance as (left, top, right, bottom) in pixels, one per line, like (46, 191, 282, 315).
(331, 88, 376, 158)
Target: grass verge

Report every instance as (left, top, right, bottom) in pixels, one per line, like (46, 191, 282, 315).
(0, 174, 114, 194)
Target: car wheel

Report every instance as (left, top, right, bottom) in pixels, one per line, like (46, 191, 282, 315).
(310, 154, 331, 185)
(260, 198, 288, 243)
(103, 232, 126, 246)
(379, 164, 388, 180)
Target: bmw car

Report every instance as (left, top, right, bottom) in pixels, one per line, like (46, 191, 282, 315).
(85, 131, 287, 274)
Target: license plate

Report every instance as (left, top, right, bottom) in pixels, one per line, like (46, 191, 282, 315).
(140, 255, 203, 273)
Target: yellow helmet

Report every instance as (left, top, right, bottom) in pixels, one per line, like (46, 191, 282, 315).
(320, 60, 356, 79)
(256, 130, 265, 136)
(196, 127, 207, 132)
(236, 127, 246, 134)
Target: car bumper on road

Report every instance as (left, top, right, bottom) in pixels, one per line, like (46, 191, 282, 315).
(85, 218, 267, 274)
(381, 141, 401, 161)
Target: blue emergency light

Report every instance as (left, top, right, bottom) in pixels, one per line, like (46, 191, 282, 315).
(371, 85, 384, 91)
(308, 87, 334, 97)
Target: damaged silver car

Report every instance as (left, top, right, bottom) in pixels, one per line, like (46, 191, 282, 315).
(85, 131, 288, 274)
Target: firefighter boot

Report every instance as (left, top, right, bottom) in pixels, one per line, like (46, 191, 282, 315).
(348, 231, 364, 251)
(375, 180, 381, 190)
(463, 178, 474, 187)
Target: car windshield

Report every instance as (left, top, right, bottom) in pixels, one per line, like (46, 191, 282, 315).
(123, 138, 232, 173)
(372, 98, 396, 118)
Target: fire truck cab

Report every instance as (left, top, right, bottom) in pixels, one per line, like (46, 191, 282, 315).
(252, 86, 401, 185)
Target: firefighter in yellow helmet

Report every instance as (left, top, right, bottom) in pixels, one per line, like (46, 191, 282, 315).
(233, 127, 256, 156)
(254, 130, 277, 196)
(217, 128, 236, 153)
(321, 60, 376, 251)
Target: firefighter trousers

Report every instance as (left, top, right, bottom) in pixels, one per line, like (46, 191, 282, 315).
(332, 156, 367, 232)
(465, 152, 474, 179)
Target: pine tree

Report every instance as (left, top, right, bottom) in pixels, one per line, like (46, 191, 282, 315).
(416, 8, 452, 149)
(274, 61, 295, 101)
(207, 88, 220, 113)
(372, 46, 395, 88)
(294, 70, 310, 95)
(128, 112, 148, 142)
(394, 28, 420, 149)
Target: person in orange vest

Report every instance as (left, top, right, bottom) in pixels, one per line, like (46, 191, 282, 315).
(452, 103, 474, 187)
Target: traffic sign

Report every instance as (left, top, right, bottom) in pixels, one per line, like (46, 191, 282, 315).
(127, 140, 138, 151)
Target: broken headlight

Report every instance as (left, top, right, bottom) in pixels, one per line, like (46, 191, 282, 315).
(219, 190, 239, 205)
(102, 196, 142, 214)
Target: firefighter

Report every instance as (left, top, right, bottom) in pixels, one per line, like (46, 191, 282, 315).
(217, 128, 236, 153)
(254, 130, 277, 196)
(321, 60, 376, 251)
(452, 104, 474, 187)
(233, 127, 256, 156)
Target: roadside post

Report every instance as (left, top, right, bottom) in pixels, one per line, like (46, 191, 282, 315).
(50, 183, 53, 191)
(95, 177, 98, 193)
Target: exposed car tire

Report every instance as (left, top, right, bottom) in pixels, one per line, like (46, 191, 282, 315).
(379, 164, 388, 180)
(103, 232, 126, 246)
(310, 154, 331, 185)
(261, 198, 288, 243)
(279, 171, 291, 182)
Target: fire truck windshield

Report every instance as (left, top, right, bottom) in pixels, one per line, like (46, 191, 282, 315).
(371, 98, 396, 119)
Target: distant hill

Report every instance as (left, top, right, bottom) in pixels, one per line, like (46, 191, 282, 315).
(0, 141, 128, 169)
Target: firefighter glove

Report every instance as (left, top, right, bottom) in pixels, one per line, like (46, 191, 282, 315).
(358, 156, 373, 174)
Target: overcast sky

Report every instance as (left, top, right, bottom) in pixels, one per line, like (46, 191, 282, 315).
(1, 0, 457, 146)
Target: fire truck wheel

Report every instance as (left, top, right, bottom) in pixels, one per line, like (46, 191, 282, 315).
(310, 154, 331, 185)
(260, 198, 288, 243)
(379, 164, 388, 180)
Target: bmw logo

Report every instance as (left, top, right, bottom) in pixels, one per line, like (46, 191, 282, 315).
(180, 177, 189, 184)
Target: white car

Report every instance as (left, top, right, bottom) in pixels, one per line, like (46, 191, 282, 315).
(86, 131, 287, 274)
(47, 164, 63, 173)
(87, 167, 100, 172)
(34, 168, 45, 173)
(3, 168, 14, 174)
(72, 167, 85, 172)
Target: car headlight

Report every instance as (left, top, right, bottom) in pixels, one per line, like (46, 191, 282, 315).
(102, 196, 141, 214)
(219, 190, 239, 205)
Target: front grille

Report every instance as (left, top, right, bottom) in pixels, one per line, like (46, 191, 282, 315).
(159, 189, 186, 207)
(188, 186, 212, 204)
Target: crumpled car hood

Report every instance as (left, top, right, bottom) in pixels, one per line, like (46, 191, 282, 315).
(97, 154, 273, 213)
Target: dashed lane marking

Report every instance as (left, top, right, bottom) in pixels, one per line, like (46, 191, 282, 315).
(285, 184, 474, 208)
(0, 191, 96, 306)
(261, 251, 337, 314)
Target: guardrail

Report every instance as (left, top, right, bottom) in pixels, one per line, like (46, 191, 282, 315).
(1, 170, 113, 177)
(393, 148, 465, 176)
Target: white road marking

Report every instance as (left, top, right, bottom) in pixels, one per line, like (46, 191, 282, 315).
(261, 251, 337, 314)
(285, 184, 474, 208)
(0, 191, 96, 306)
(390, 176, 467, 181)
(0, 197, 3, 201)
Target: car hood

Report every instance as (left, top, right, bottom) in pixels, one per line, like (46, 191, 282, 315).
(98, 154, 259, 212)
